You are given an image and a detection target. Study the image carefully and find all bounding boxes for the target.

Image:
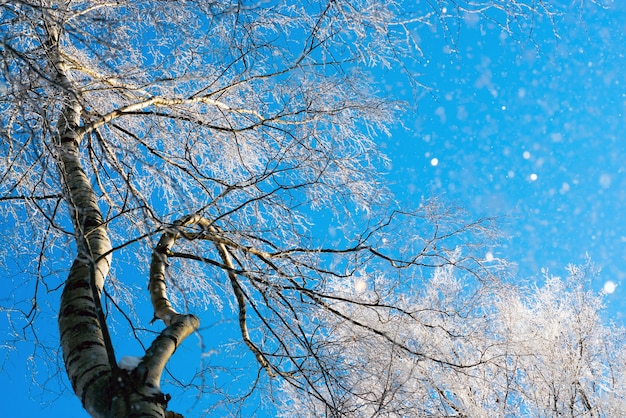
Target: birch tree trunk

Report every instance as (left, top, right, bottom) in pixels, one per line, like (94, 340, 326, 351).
(50, 26, 198, 418)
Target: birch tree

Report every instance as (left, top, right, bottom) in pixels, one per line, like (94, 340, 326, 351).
(1, 0, 622, 417)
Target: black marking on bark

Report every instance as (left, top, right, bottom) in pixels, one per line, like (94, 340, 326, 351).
(59, 320, 100, 343)
(155, 245, 171, 254)
(65, 340, 106, 369)
(161, 333, 179, 349)
(77, 366, 111, 407)
(65, 278, 92, 291)
(146, 391, 171, 406)
(82, 216, 101, 228)
(60, 294, 95, 306)
(60, 304, 98, 320)
(60, 135, 79, 146)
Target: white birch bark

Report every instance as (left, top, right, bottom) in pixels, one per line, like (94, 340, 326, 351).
(51, 19, 116, 413)
(50, 25, 198, 417)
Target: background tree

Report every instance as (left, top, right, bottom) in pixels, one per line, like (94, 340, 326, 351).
(280, 259, 626, 417)
(1, 0, 623, 417)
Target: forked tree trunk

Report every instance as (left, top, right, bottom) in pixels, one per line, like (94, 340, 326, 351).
(52, 33, 198, 417)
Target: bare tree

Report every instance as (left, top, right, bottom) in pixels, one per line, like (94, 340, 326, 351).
(0, 0, 622, 417)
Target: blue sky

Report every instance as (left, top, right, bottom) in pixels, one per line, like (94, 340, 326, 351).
(2, 2, 626, 417)
(386, 2, 626, 316)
